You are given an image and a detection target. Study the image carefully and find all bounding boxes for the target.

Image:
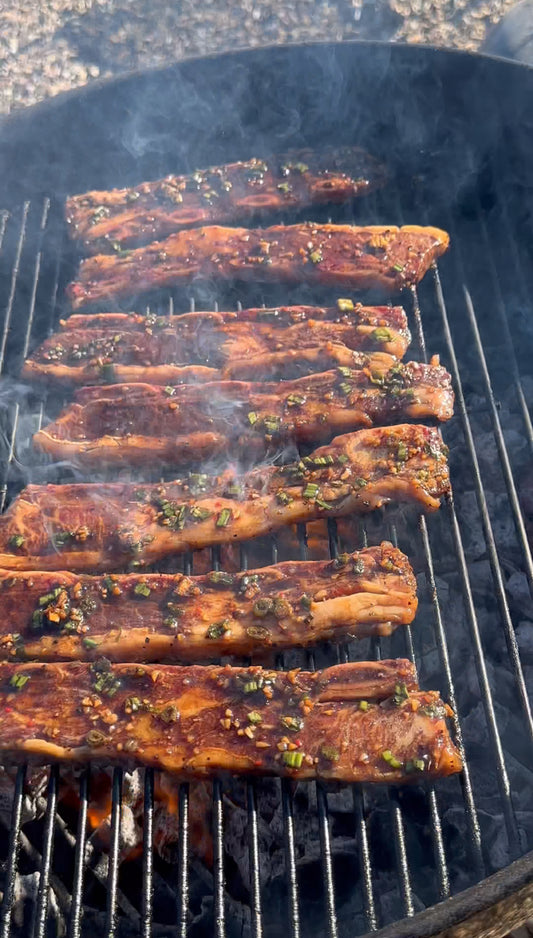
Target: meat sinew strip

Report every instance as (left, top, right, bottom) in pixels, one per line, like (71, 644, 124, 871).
(66, 148, 386, 253)
(0, 543, 417, 662)
(33, 361, 454, 469)
(0, 659, 462, 782)
(23, 304, 411, 386)
(0, 425, 450, 572)
(66, 224, 450, 311)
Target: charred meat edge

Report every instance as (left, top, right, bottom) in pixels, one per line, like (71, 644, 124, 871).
(66, 147, 386, 252)
(66, 224, 450, 311)
(0, 659, 462, 782)
(0, 543, 417, 662)
(33, 362, 454, 468)
(0, 425, 450, 572)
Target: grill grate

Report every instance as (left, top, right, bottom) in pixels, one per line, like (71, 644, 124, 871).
(0, 171, 532, 938)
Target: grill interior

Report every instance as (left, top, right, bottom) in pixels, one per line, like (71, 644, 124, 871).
(0, 41, 532, 938)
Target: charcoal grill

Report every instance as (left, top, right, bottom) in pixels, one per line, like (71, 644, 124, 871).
(0, 40, 533, 938)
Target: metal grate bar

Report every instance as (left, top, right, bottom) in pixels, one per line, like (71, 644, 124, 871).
(0, 765, 27, 938)
(418, 515, 484, 876)
(352, 788, 377, 932)
(389, 523, 450, 901)
(141, 769, 154, 938)
(403, 260, 523, 856)
(281, 780, 301, 938)
(104, 768, 123, 938)
(247, 782, 263, 938)
(390, 796, 414, 918)
(411, 284, 522, 857)
(67, 770, 90, 938)
(426, 788, 450, 901)
(469, 182, 533, 453)
(431, 267, 533, 743)
(461, 280, 533, 586)
(176, 783, 190, 938)
(316, 784, 338, 938)
(212, 778, 226, 938)
(32, 765, 59, 938)
(0, 203, 29, 374)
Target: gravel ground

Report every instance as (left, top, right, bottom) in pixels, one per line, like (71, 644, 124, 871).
(0, 0, 522, 113)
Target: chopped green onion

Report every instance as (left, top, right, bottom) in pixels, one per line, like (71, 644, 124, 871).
(224, 483, 242, 498)
(338, 366, 353, 378)
(392, 263, 404, 272)
(247, 411, 258, 426)
(159, 705, 180, 723)
(382, 749, 403, 769)
(282, 750, 304, 768)
(303, 483, 319, 499)
(188, 473, 209, 493)
(286, 394, 305, 407)
(309, 249, 323, 264)
(164, 386, 176, 396)
(320, 744, 340, 762)
(276, 490, 293, 506)
(163, 617, 179, 630)
(189, 506, 212, 522)
(316, 498, 333, 511)
(86, 729, 107, 747)
(263, 415, 281, 434)
(354, 477, 368, 488)
(82, 637, 99, 649)
(353, 559, 365, 575)
(246, 625, 270, 640)
(134, 582, 151, 598)
(332, 553, 350, 569)
(125, 696, 142, 712)
(216, 508, 233, 528)
(273, 597, 292, 619)
(280, 715, 303, 732)
(359, 700, 369, 711)
(9, 673, 30, 690)
(205, 620, 231, 639)
(372, 327, 393, 343)
(243, 680, 259, 694)
(247, 711, 263, 725)
(336, 298, 354, 312)
(300, 594, 312, 610)
(397, 441, 408, 461)
(392, 682, 409, 706)
(8, 534, 24, 549)
(338, 382, 352, 396)
(252, 598, 273, 618)
(277, 182, 291, 193)
(405, 758, 426, 773)
(51, 531, 72, 548)
(207, 571, 235, 587)
(39, 588, 63, 606)
(337, 454, 349, 464)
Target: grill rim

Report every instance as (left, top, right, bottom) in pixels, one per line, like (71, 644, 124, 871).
(1, 39, 533, 937)
(364, 850, 533, 938)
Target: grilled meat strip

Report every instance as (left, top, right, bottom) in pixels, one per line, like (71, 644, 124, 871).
(0, 425, 449, 572)
(0, 659, 462, 782)
(66, 148, 386, 253)
(0, 544, 417, 662)
(24, 304, 411, 386)
(66, 224, 450, 311)
(33, 361, 454, 469)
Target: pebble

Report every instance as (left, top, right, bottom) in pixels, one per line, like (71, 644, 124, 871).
(0, 0, 520, 114)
